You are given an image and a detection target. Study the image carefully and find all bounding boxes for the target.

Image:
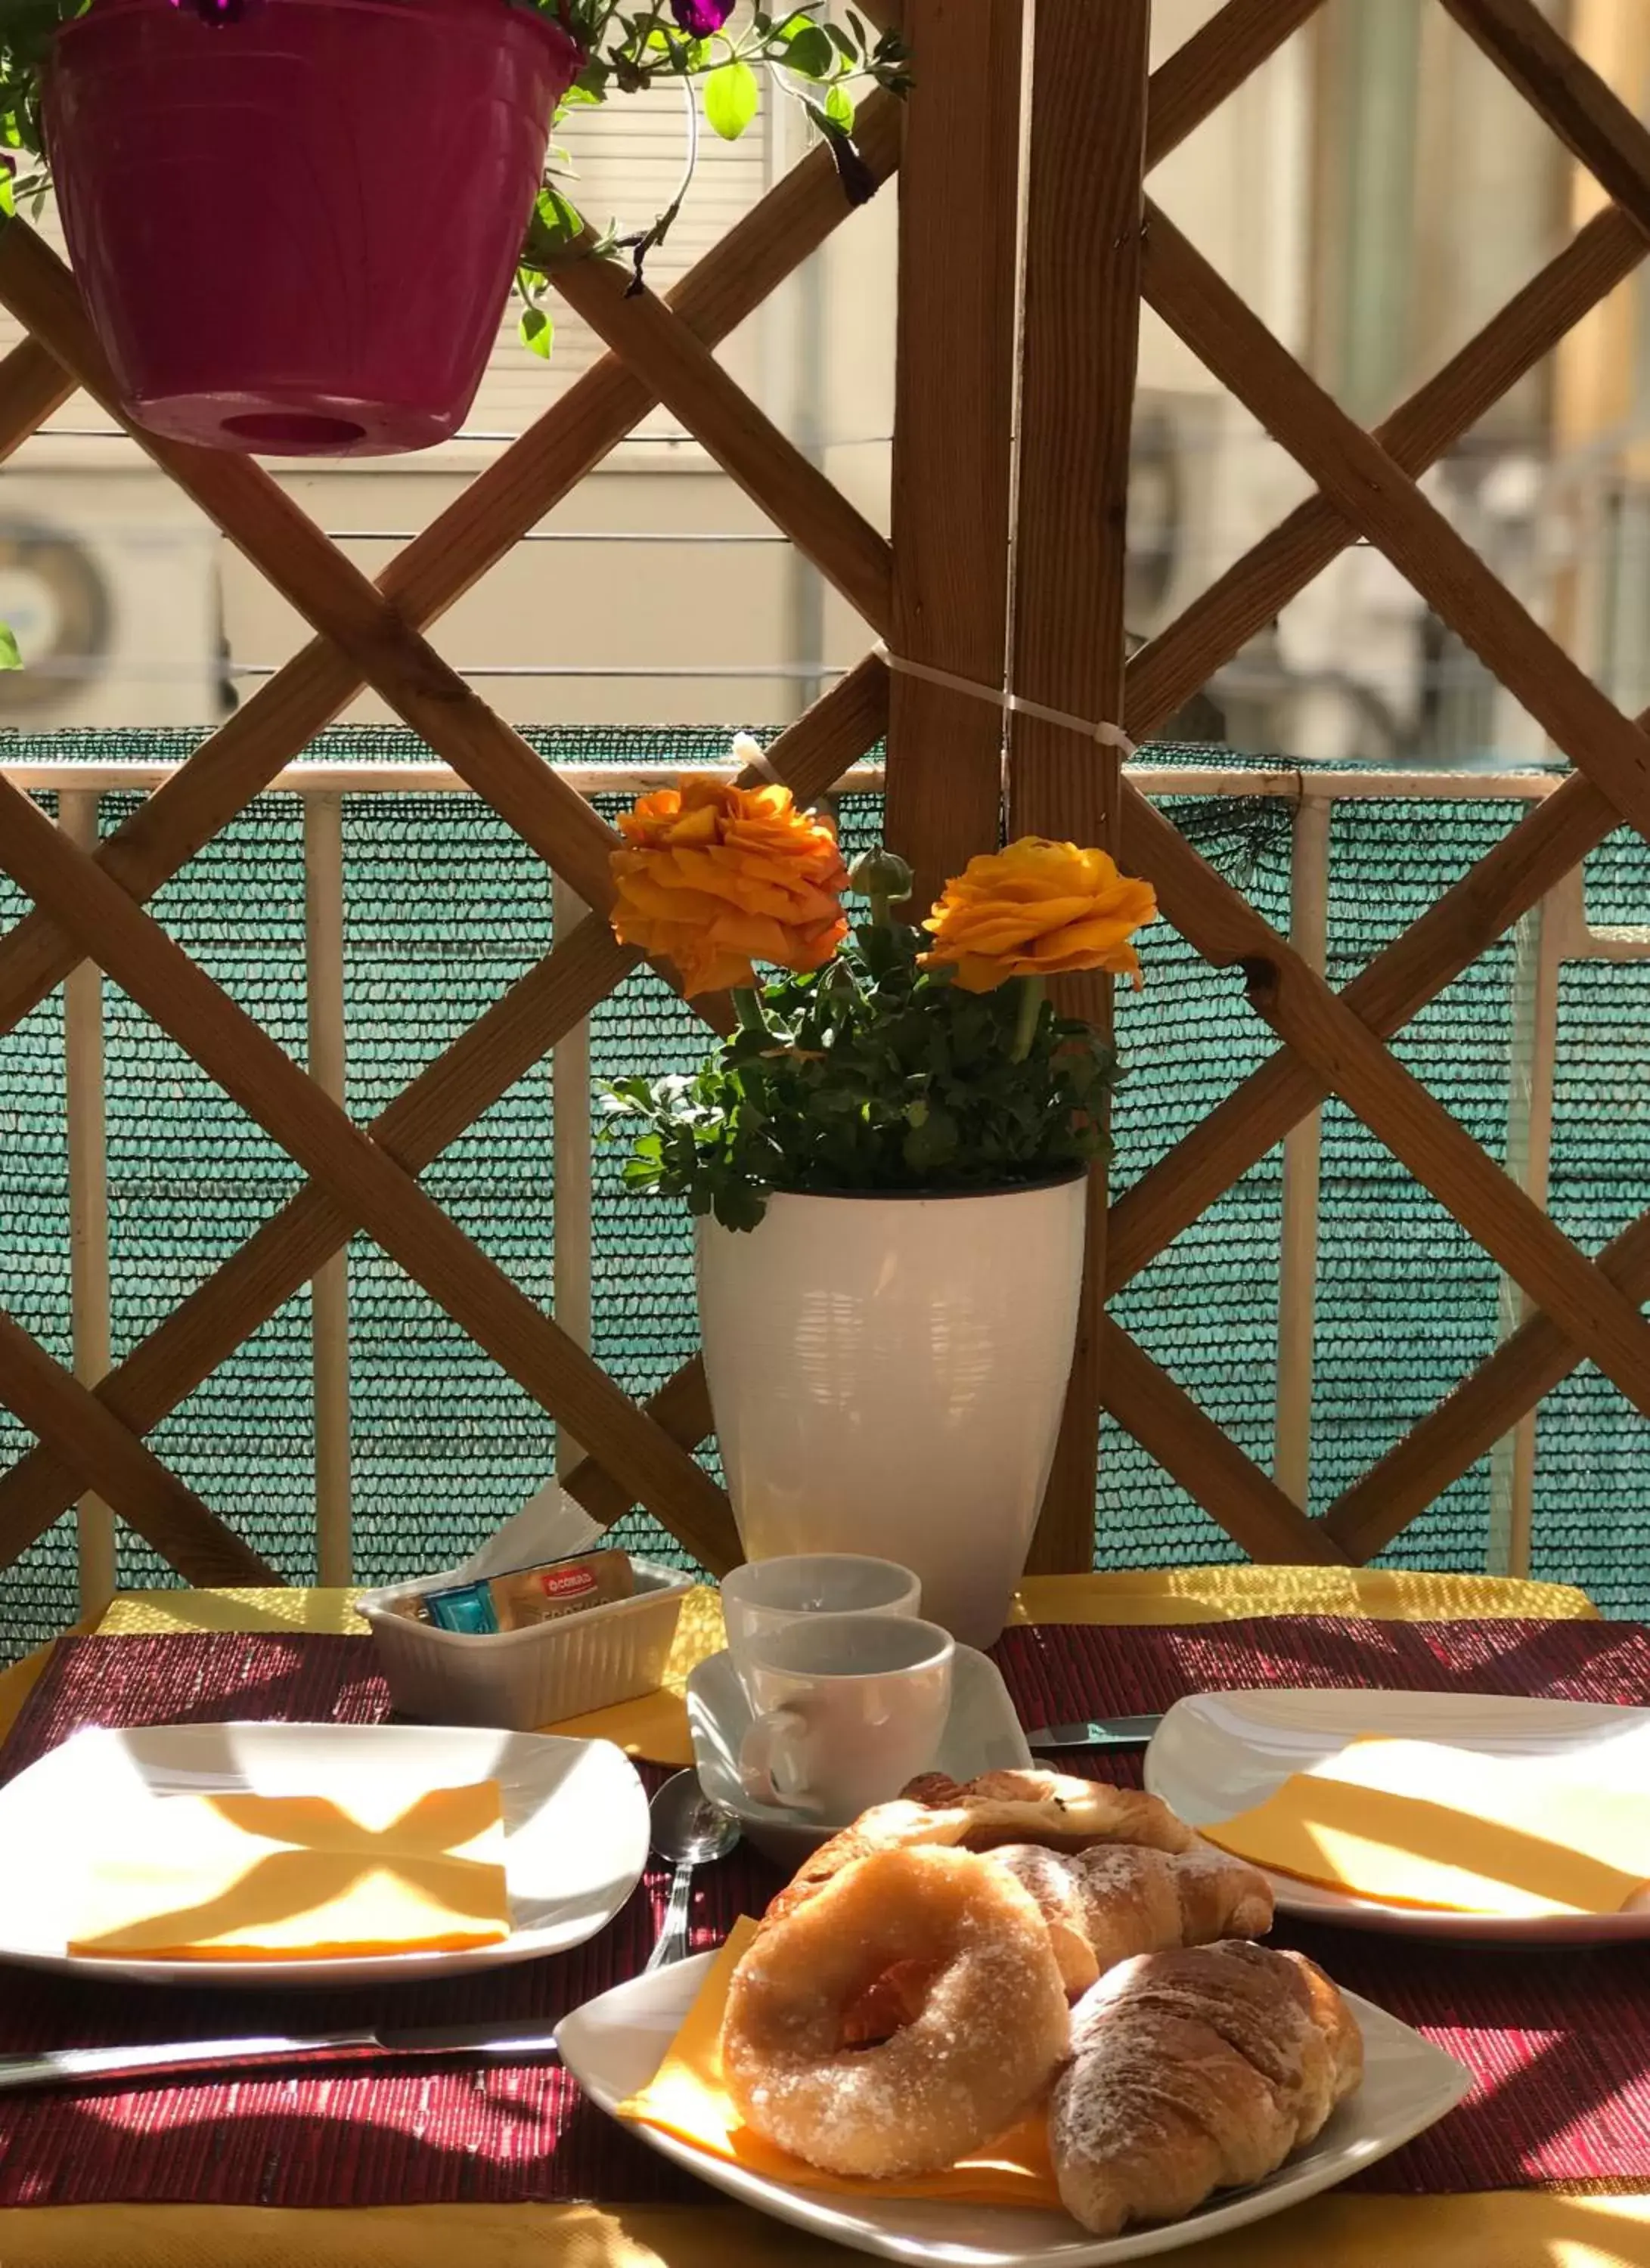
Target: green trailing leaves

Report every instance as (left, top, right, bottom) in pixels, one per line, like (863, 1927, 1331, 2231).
(0, 621, 22, 671)
(780, 23, 834, 79)
(519, 0, 909, 341)
(526, 184, 585, 264)
(704, 57, 758, 141)
(600, 902, 1118, 1232)
(517, 303, 554, 358)
(0, 0, 69, 167)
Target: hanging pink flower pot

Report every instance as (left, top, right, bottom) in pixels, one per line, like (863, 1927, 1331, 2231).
(43, 0, 581, 456)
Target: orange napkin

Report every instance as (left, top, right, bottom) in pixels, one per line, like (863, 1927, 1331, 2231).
(1200, 1738, 1650, 1918)
(616, 1916, 1061, 2207)
(68, 1780, 510, 1960)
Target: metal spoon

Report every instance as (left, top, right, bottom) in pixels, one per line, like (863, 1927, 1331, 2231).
(644, 1770, 741, 1972)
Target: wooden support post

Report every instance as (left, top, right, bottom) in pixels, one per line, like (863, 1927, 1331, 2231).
(1274, 792, 1331, 1507)
(882, 0, 1024, 904)
(552, 876, 593, 1482)
(1011, 0, 1152, 1572)
(1488, 873, 1570, 1577)
(59, 791, 115, 1620)
(304, 792, 352, 1585)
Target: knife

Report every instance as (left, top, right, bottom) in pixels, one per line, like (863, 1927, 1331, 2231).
(1022, 1714, 1163, 1749)
(0, 2019, 563, 2097)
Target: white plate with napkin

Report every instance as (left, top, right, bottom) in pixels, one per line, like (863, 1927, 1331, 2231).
(0, 1718, 647, 1986)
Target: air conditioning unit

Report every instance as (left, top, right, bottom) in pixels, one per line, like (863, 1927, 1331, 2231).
(0, 178, 222, 728)
(0, 475, 223, 727)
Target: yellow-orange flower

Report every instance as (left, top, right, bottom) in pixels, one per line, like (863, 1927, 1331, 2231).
(920, 836, 1157, 993)
(609, 773, 848, 996)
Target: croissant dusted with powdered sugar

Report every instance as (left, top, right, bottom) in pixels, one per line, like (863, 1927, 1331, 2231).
(1050, 1939, 1365, 2237)
(991, 1840, 1275, 1994)
(900, 1768, 1194, 1853)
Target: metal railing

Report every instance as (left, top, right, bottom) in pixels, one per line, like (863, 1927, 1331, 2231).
(4, 755, 1619, 1611)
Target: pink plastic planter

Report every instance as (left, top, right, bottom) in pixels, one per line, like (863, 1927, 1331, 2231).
(44, 0, 581, 456)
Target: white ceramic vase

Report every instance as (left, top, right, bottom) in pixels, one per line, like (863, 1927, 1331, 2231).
(696, 1174, 1087, 1650)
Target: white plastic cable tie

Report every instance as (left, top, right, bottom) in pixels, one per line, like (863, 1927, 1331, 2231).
(875, 644, 1137, 758)
(733, 732, 782, 784)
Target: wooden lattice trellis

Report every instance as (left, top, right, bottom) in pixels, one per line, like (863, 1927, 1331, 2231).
(0, 0, 1644, 1598)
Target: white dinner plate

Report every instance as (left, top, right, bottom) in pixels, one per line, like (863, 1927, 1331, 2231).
(686, 1644, 1032, 1867)
(0, 1719, 649, 1987)
(1144, 1687, 1650, 1944)
(557, 1950, 1471, 2266)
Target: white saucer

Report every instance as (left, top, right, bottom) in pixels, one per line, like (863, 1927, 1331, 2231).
(687, 1645, 1033, 1865)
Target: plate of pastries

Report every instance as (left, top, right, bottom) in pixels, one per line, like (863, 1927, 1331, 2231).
(560, 1768, 1472, 2263)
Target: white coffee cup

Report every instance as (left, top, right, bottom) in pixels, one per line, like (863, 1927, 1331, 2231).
(721, 1554, 922, 1684)
(737, 1611, 954, 1819)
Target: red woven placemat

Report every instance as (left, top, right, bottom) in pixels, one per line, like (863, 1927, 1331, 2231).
(0, 1614, 1645, 2208)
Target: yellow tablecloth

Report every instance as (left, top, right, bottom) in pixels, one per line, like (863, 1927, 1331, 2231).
(2, 1563, 1646, 2268)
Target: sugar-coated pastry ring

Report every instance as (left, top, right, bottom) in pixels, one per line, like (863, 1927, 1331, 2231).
(720, 1844, 1071, 2179)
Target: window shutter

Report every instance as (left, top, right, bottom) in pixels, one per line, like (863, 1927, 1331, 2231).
(467, 79, 776, 442)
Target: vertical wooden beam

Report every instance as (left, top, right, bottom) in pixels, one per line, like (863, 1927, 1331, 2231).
(1488, 872, 1570, 1577)
(1011, 0, 1152, 1572)
(304, 792, 352, 1585)
(1273, 790, 1331, 1507)
(59, 792, 115, 1620)
(882, 0, 1025, 906)
(552, 875, 594, 1481)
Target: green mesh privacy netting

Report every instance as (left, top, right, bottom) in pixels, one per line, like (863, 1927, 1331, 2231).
(2, 729, 1646, 1662)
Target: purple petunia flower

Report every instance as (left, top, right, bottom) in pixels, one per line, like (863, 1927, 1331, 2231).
(669, 0, 735, 33)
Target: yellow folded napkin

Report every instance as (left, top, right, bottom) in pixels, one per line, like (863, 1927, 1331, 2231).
(617, 1916, 1060, 2207)
(1201, 1737, 1650, 1917)
(68, 1780, 510, 1960)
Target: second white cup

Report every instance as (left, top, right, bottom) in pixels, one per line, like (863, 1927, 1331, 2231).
(721, 1554, 921, 1687)
(737, 1610, 954, 1819)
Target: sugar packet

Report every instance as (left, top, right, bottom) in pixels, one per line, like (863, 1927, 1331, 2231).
(399, 1547, 636, 1635)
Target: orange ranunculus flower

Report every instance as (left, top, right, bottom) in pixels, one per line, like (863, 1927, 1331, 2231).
(920, 836, 1158, 993)
(609, 772, 849, 997)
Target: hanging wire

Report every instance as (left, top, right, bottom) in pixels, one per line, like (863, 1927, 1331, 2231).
(321, 529, 791, 544)
(15, 426, 899, 448)
(224, 661, 856, 682)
